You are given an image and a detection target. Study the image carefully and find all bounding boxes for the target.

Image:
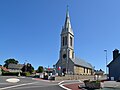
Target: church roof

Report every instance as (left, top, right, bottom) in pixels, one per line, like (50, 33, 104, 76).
(71, 57, 93, 69)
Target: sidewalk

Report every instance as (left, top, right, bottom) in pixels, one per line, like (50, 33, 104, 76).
(63, 83, 82, 90)
(63, 81, 120, 90)
(104, 81, 120, 88)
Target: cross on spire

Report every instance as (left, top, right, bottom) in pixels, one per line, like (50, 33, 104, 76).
(66, 5, 69, 18)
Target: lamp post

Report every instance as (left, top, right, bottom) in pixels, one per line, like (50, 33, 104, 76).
(104, 50, 108, 75)
(25, 60, 28, 72)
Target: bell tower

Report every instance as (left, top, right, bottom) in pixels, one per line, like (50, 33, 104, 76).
(59, 7, 74, 73)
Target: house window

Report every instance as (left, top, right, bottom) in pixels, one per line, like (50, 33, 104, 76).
(70, 36, 72, 47)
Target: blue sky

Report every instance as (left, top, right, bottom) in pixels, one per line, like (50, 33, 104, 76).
(0, 0, 120, 72)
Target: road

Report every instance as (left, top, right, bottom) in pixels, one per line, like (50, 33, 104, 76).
(0, 76, 64, 90)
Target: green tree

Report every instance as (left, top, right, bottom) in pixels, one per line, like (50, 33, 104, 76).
(26, 63, 34, 74)
(37, 66, 44, 73)
(4, 58, 19, 68)
(22, 63, 34, 74)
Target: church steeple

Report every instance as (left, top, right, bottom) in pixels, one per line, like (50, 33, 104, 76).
(62, 7, 73, 35)
(60, 7, 74, 60)
(64, 6, 71, 29)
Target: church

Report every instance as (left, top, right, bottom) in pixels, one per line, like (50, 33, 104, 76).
(56, 8, 93, 75)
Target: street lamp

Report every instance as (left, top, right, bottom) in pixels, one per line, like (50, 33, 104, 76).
(25, 60, 28, 72)
(104, 50, 107, 75)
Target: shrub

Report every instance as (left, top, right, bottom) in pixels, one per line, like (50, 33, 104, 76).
(83, 79, 90, 83)
(24, 72, 30, 76)
(2, 72, 18, 76)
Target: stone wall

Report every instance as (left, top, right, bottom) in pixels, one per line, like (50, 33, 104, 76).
(55, 75, 106, 81)
(74, 66, 92, 75)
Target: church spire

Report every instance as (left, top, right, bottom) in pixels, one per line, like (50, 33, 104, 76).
(62, 6, 73, 35)
(66, 5, 70, 19)
(64, 6, 71, 29)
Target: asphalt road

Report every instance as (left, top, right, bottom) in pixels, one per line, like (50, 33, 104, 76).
(0, 76, 64, 90)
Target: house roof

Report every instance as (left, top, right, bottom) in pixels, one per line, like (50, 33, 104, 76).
(71, 57, 93, 69)
(94, 70, 104, 75)
(8, 64, 24, 70)
(107, 54, 120, 67)
(0, 66, 9, 71)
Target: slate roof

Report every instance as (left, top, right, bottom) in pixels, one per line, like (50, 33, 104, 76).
(8, 64, 24, 70)
(61, 8, 74, 35)
(71, 57, 93, 69)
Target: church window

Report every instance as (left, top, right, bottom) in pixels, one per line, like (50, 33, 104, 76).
(63, 37, 64, 46)
(84, 67, 85, 73)
(63, 54, 67, 59)
(87, 69, 88, 73)
(65, 36, 67, 45)
(70, 36, 72, 46)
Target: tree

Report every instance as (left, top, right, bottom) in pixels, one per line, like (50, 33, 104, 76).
(22, 63, 34, 74)
(26, 63, 34, 74)
(37, 66, 44, 73)
(4, 58, 19, 68)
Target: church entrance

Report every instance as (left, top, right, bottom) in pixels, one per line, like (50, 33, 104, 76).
(62, 68, 66, 75)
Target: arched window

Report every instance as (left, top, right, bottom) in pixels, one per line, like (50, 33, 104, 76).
(70, 36, 72, 46)
(63, 37, 64, 46)
(65, 36, 67, 45)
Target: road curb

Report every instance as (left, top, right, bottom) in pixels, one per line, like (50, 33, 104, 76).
(58, 80, 83, 90)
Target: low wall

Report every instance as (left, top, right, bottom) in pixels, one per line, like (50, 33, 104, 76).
(55, 75, 106, 81)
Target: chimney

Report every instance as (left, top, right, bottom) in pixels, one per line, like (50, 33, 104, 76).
(113, 49, 119, 60)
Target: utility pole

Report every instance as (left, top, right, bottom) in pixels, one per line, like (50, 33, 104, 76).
(25, 60, 28, 72)
(104, 50, 108, 75)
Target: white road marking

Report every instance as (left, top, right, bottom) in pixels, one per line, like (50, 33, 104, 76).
(6, 78, 20, 83)
(58, 81, 64, 85)
(0, 82, 38, 90)
(59, 84, 71, 90)
(8, 83, 59, 90)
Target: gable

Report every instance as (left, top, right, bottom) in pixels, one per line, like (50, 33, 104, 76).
(107, 55, 120, 67)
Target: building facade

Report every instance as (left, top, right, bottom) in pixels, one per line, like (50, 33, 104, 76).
(8, 64, 24, 73)
(56, 8, 93, 75)
(107, 49, 120, 80)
